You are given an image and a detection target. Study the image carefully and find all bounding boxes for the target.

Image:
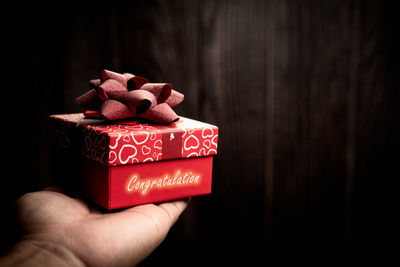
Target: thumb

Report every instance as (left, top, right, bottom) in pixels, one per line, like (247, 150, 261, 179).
(157, 198, 190, 227)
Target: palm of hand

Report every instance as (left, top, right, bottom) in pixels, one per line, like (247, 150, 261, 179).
(16, 189, 188, 266)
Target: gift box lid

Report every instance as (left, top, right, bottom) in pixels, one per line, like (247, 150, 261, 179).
(50, 113, 218, 166)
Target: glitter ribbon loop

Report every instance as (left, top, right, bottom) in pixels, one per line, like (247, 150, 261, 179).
(75, 69, 184, 124)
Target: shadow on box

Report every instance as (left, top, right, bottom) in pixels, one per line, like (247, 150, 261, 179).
(51, 147, 102, 208)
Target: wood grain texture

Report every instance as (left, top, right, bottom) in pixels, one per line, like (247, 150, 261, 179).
(1, 0, 398, 263)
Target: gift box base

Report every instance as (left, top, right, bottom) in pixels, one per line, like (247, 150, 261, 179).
(52, 148, 213, 209)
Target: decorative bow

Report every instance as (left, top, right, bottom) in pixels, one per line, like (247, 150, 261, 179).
(75, 69, 184, 124)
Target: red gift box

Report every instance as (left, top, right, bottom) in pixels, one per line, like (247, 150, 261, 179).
(49, 113, 218, 209)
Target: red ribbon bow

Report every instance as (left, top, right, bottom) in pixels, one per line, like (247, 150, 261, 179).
(76, 70, 184, 124)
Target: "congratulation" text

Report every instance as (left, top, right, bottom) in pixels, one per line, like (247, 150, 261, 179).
(126, 170, 201, 195)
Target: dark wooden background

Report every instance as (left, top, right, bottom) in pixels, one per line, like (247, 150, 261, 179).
(1, 0, 399, 264)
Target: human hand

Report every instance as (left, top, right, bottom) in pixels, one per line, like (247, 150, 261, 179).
(0, 187, 189, 266)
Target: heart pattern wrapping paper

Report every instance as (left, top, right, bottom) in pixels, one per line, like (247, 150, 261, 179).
(50, 113, 218, 166)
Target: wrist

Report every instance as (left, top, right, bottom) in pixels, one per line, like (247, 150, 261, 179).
(0, 239, 85, 267)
